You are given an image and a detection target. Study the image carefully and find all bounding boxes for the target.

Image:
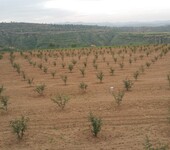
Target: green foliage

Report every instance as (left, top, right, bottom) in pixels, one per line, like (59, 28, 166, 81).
(10, 116, 29, 140)
(0, 54, 3, 60)
(68, 64, 74, 72)
(34, 84, 46, 95)
(0, 85, 5, 95)
(0, 95, 9, 111)
(51, 94, 70, 110)
(112, 90, 125, 106)
(89, 113, 102, 137)
(123, 78, 133, 91)
(96, 71, 104, 83)
(61, 75, 68, 85)
(0, 23, 170, 49)
(79, 82, 88, 93)
(143, 136, 168, 150)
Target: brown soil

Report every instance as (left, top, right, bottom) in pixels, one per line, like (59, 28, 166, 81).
(0, 45, 170, 150)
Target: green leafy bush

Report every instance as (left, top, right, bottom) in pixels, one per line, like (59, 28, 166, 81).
(0, 85, 5, 95)
(51, 94, 70, 110)
(34, 84, 46, 95)
(61, 75, 67, 85)
(10, 116, 29, 140)
(89, 113, 102, 137)
(112, 90, 125, 106)
(0, 95, 9, 111)
(123, 79, 133, 91)
(143, 136, 168, 150)
(109, 67, 115, 76)
(51, 71, 56, 78)
(133, 71, 140, 80)
(96, 71, 104, 83)
(79, 82, 88, 93)
(68, 64, 74, 72)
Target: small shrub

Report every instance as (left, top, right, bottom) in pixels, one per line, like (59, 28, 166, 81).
(34, 84, 46, 95)
(43, 66, 48, 73)
(83, 61, 87, 68)
(143, 136, 169, 150)
(119, 62, 124, 69)
(0, 95, 9, 111)
(139, 65, 145, 74)
(72, 59, 77, 65)
(38, 63, 43, 70)
(51, 94, 70, 110)
(167, 74, 170, 88)
(53, 61, 56, 66)
(68, 64, 74, 72)
(21, 71, 26, 80)
(27, 78, 34, 86)
(129, 58, 132, 64)
(109, 67, 115, 76)
(61, 75, 67, 85)
(146, 62, 151, 68)
(168, 108, 170, 123)
(133, 71, 140, 80)
(113, 57, 117, 63)
(61, 62, 66, 68)
(123, 78, 133, 91)
(10, 116, 29, 140)
(89, 113, 102, 137)
(79, 82, 88, 93)
(96, 71, 104, 83)
(0, 85, 5, 95)
(112, 90, 125, 106)
(51, 71, 56, 78)
(93, 63, 98, 70)
(0, 54, 3, 60)
(79, 68, 85, 77)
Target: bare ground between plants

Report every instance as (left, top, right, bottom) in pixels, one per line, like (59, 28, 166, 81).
(0, 46, 170, 150)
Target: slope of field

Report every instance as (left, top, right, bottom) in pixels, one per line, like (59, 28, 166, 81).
(0, 45, 170, 149)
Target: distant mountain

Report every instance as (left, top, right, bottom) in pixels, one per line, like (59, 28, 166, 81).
(61, 20, 170, 27)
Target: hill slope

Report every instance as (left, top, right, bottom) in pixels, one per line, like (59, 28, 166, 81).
(0, 23, 170, 50)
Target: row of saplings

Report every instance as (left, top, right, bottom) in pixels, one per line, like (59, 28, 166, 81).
(0, 73, 170, 149)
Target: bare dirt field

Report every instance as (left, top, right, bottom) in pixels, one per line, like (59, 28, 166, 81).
(0, 45, 170, 150)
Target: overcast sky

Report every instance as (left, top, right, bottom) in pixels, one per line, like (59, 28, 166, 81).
(0, 0, 170, 23)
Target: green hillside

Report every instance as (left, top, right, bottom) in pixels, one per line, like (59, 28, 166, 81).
(0, 23, 170, 50)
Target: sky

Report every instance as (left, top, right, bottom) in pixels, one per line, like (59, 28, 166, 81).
(0, 0, 170, 23)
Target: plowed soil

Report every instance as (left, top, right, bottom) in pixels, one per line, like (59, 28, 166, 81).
(0, 45, 170, 150)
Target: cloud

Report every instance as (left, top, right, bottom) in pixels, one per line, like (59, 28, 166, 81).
(0, 0, 76, 23)
(0, 0, 170, 23)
